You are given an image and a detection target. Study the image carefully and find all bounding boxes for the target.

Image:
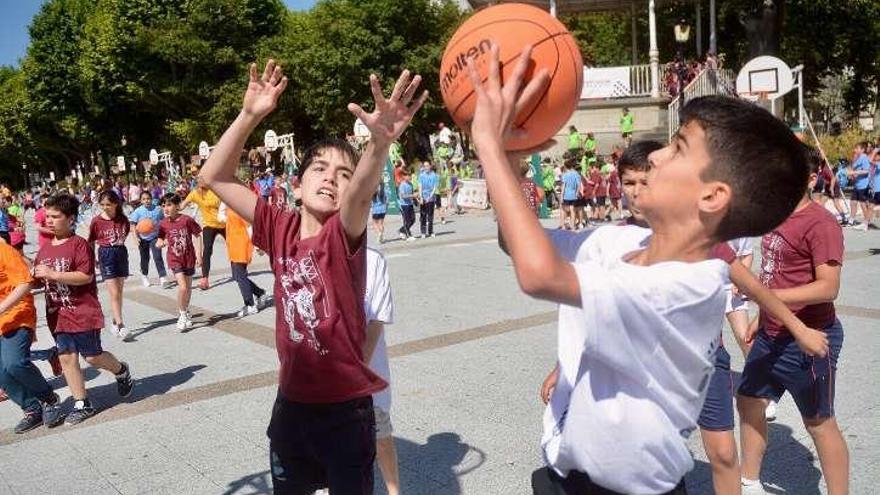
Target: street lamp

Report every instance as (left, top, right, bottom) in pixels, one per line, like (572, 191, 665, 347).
(22, 163, 28, 190)
(674, 18, 691, 96)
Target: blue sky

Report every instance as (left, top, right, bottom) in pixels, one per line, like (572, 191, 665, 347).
(0, 0, 317, 67)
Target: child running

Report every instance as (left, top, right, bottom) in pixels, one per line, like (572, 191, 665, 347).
(397, 169, 416, 241)
(737, 148, 849, 495)
(0, 238, 64, 432)
(129, 191, 169, 289)
(200, 59, 426, 494)
(34, 194, 133, 425)
(469, 45, 809, 494)
(157, 193, 203, 332)
(88, 190, 132, 341)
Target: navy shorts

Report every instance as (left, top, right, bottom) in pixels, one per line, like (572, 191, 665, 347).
(738, 319, 843, 418)
(55, 330, 103, 357)
(872, 192, 880, 205)
(268, 394, 375, 494)
(698, 345, 735, 431)
(594, 196, 607, 207)
(173, 267, 196, 276)
(98, 246, 130, 279)
(562, 199, 578, 207)
(850, 187, 870, 202)
(371, 213, 386, 220)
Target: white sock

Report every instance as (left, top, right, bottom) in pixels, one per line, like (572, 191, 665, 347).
(741, 477, 760, 486)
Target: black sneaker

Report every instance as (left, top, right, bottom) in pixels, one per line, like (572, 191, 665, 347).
(116, 362, 133, 398)
(14, 410, 43, 434)
(65, 401, 97, 426)
(41, 393, 64, 428)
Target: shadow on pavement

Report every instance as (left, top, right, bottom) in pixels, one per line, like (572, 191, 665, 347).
(760, 422, 823, 495)
(221, 432, 486, 495)
(83, 364, 207, 407)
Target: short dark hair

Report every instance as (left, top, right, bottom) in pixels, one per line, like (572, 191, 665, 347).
(161, 192, 181, 205)
(679, 95, 808, 241)
(44, 193, 79, 217)
(140, 190, 153, 200)
(618, 140, 663, 175)
(296, 138, 359, 180)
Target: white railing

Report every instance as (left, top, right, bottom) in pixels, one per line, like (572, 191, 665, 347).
(667, 68, 736, 139)
(582, 64, 669, 99)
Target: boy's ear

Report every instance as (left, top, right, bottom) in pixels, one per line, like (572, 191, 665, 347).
(292, 184, 302, 201)
(697, 180, 731, 216)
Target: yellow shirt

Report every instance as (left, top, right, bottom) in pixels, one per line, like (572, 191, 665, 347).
(185, 188, 225, 229)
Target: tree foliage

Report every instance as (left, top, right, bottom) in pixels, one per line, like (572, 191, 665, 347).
(0, 0, 876, 186)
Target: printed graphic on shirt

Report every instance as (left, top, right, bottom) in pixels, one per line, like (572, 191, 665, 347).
(759, 232, 785, 286)
(41, 256, 74, 309)
(277, 251, 330, 355)
(170, 228, 189, 258)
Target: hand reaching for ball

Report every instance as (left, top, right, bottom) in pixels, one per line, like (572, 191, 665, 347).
(466, 44, 550, 156)
(242, 60, 288, 120)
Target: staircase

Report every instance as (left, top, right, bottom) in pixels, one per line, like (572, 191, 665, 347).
(667, 68, 736, 139)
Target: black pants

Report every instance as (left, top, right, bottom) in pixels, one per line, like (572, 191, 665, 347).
(419, 200, 435, 236)
(268, 394, 375, 495)
(201, 226, 226, 278)
(231, 262, 264, 306)
(399, 205, 415, 237)
(137, 237, 167, 277)
(532, 467, 687, 495)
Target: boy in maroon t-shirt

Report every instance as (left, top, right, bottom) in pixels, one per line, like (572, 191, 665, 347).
(34, 194, 133, 426)
(589, 163, 607, 223)
(157, 193, 203, 332)
(199, 60, 427, 493)
(737, 150, 849, 494)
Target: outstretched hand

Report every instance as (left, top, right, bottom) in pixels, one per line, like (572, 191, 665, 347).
(347, 71, 428, 148)
(467, 44, 550, 155)
(242, 60, 289, 120)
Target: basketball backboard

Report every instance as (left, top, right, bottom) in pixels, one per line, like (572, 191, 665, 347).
(736, 56, 794, 100)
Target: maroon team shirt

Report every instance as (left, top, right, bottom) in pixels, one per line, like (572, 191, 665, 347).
(608, 170, 621, 199)
(88, 215, 130, 247)
(251, 198, 386, 403)
(759, 201, 844, 338)
(158, 214, 202, 270)
(270, 186, 287, 208)
(35, 236, 105, 333)
(592, 170, 607, 198)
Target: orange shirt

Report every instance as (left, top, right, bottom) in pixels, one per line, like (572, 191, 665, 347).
(225, 208, 254, 265)
(0, 242, 37, 334)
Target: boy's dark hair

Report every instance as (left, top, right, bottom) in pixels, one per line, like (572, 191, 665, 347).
(44, 193, 79, 217)
(679, 95, 808, 241)
(618, 140, 664, 175)
(140, 190, 153, 200)
(161, 192, 181, 205)
(296, 138, 359, 180)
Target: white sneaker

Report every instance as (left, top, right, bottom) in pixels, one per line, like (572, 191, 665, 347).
(741, 479, 767, 495)
(854, 223, 868, 232)
(429, 233, 436, 238)
(141, 276, 151, 288)
(765, 400, 777, 421)
(159, 276, 169, 288)
(399, 232, 406, 240)
(406, 236, 416, 242)
(420, 233, 426, 239)
(176, 313, 192, 332)
(116, 324, 132, 341)
(237, 305, 259, 317)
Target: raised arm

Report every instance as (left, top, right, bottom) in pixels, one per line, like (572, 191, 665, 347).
(200, 61, 288, 224)
(342, 72, 427, 244)
(468, 45, 579, 306)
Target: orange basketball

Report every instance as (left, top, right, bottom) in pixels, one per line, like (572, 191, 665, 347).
(440, 3, 584, 151)
(136, 218, 155, 235)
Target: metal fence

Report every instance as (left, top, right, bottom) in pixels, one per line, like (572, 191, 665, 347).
(667, 68, 736, 139)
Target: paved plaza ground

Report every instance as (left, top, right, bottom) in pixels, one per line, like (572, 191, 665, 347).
(0, 209, 877, 494)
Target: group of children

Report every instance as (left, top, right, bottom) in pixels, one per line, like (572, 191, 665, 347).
(0, 46, 853, 495)
(557, 154, 622, 230)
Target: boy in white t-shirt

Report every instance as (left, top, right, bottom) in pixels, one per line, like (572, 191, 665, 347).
(363, 248, 399, 495)
(468, 45, 811, 493)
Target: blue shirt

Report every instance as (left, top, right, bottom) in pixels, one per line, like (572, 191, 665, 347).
(562, 170, 581, 201)
(129, 204, 164, 240)
(0, 209, 7, 232)
(871, 164, 880, 193)
(398, 182, 414, 206)
(371, 193, 388, 215)
(256, 177, 274, 197)
(418, 171, 439, 201)
(853, 154, 871, 190)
